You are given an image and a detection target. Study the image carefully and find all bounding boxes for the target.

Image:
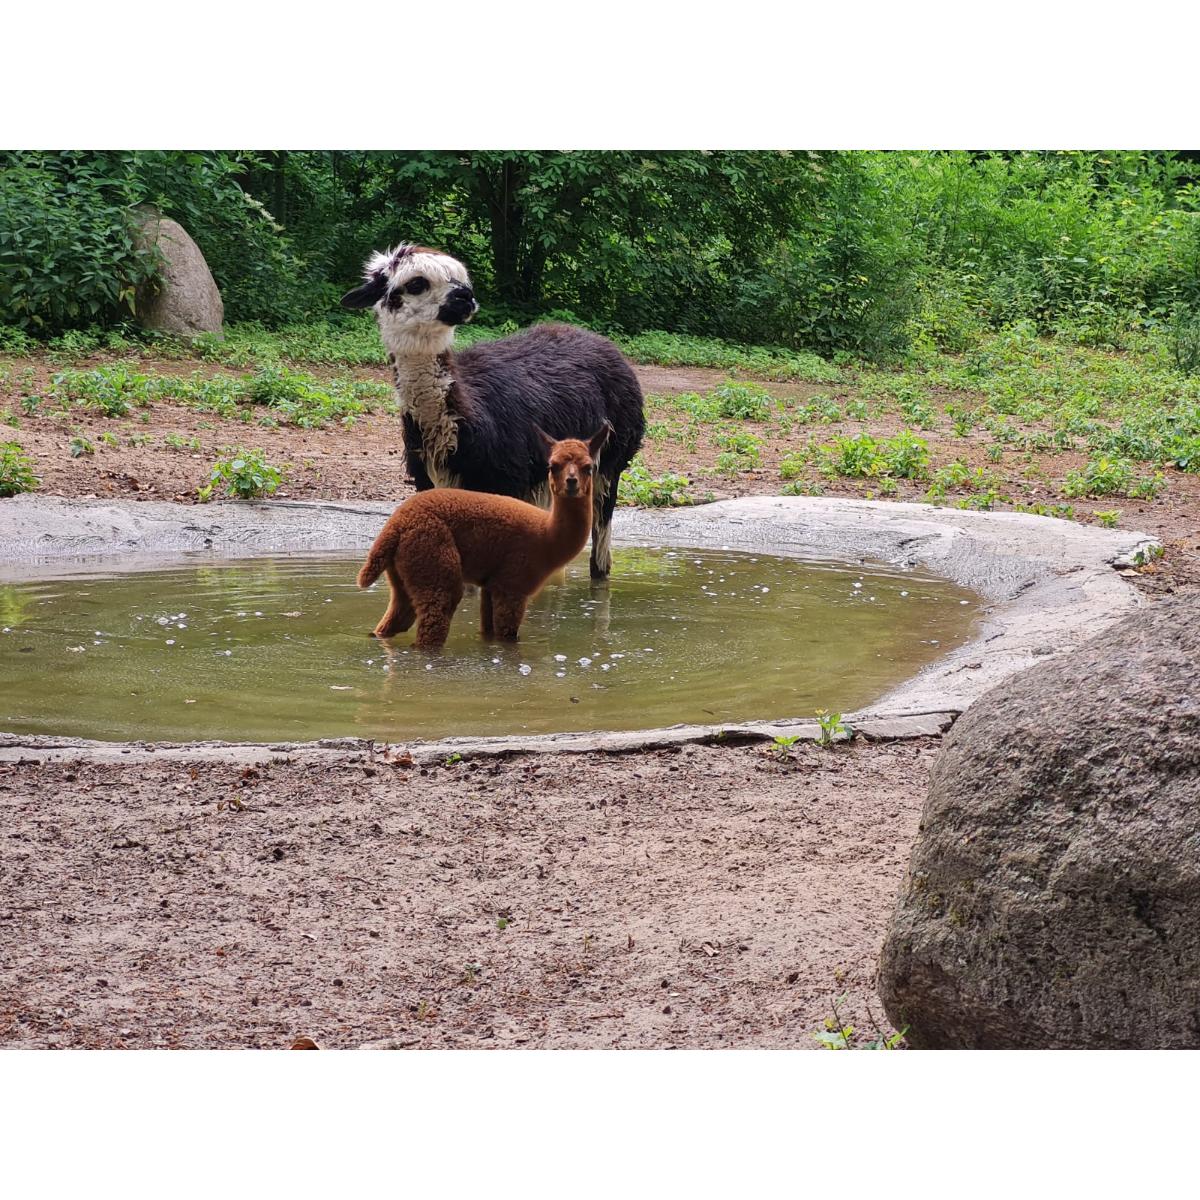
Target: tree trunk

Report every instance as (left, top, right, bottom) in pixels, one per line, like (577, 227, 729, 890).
(481, 159, 541, 308)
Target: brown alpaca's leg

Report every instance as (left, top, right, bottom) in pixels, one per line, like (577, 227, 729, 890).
(489, 592, 528, 641)
(479, 587, 495, 638)
(412, 594, 461, 651)
(408, 537, 464, 652)
(373, 565, 416, 638)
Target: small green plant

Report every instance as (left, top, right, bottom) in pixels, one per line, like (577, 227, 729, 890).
(617, 458, 692, 507)
(813, 993, 907, 1050)
(97, 430, 119, 448)
(0, 442, 39, 496)
(1, 410, 18, 429)
(198, 448, 286, 501)
(445, 752, 463, 766)
(127, 432, 153, 448)
(883, 430, 930, 479)
(815, 709, 847, 748)
(164, 432, 201, 453)
(1095, 509, 1120, 528)
(779, 450, 808, 480)
(770, 734, 801, 762)
(68, 434, 94, 458)
(713, 429, 762, 475)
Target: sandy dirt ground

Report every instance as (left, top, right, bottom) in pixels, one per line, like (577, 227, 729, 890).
(1, 354, 1196, 1050)
(0, 740, 933, 1050)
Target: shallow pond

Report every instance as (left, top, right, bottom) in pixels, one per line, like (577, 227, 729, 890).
(0, 547, 980, 742)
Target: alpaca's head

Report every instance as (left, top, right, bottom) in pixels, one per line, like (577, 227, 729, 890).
(341, 244, 479, 354)
(536, 423, 612, 500)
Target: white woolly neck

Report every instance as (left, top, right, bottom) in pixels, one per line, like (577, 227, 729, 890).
(378, 319, 458, 360)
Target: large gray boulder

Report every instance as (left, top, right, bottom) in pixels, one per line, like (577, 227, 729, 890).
(133, 207, 224, 337)
(879, 591, 1200, 1049)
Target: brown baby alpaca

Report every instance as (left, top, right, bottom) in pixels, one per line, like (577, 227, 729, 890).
(358, 424, 611, 650)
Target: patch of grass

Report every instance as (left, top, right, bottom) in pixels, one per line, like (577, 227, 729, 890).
(198, 448, 287, 501)
(51, 363, 159, 416)
(0, 442, 39, 496)
(712, 430, 762, 475)
(617, 458, 692, 507)
(817, 431, 929, 481)
(1062, 456, 1164, 499)
(710, 380, 773, 420)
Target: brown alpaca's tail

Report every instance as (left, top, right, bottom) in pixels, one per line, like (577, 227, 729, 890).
(357, 521, 399, 589)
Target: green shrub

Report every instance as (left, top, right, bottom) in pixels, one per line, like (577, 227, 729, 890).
(818, 431, 929, 480)
(0, 442, 39, 496)
(198, 448, 287, 501)
(1062, 456, 1163, 499)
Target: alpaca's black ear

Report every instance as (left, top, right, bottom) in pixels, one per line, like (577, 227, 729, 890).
(588, 421, 613, 458)
(532, 424, 558, 457)
(340, 274, 388, 309)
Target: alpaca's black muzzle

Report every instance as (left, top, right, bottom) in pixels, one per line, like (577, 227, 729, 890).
(437, 285, 479, 326)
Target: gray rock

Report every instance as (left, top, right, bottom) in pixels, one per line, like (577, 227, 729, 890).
(879, 592, 1200, 1049)
(133, 207, 224, 337)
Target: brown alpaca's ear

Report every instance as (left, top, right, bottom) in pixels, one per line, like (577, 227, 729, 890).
(532, 424, 558, 457)
(588, 421, 613, 459)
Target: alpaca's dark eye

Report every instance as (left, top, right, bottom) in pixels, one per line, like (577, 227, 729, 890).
(404, 277, 430, 295)
(581, 464, 593, 475)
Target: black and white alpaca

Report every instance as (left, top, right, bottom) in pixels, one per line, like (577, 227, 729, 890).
(341, 244, 645, 579)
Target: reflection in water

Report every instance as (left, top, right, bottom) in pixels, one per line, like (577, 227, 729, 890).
(0, 547, 980, 743)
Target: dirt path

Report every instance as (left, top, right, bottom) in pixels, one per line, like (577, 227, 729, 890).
(0, 739, 931, 1049)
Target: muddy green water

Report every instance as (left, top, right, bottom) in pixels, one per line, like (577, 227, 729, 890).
(0, 548, 979, 743)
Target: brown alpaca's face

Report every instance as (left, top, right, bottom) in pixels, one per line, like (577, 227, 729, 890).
(547, 441, 594, 500)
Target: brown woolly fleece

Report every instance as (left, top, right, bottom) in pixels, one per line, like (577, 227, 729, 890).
(358, 425, 611, 650)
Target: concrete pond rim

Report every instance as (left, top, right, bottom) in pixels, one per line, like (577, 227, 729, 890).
(0, 494, 1159, 764)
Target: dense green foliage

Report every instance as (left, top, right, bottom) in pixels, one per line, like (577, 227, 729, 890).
(4, 151, 1200, 359)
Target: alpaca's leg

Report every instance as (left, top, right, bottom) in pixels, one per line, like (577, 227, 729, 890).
(373, 565, 416, 638)
(590, 477, 618, 579)
(408, 538, 464, 652)
(412, 596, 460, 652)
(479, 587, 495, 638)
(489, 592, 528, 641)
